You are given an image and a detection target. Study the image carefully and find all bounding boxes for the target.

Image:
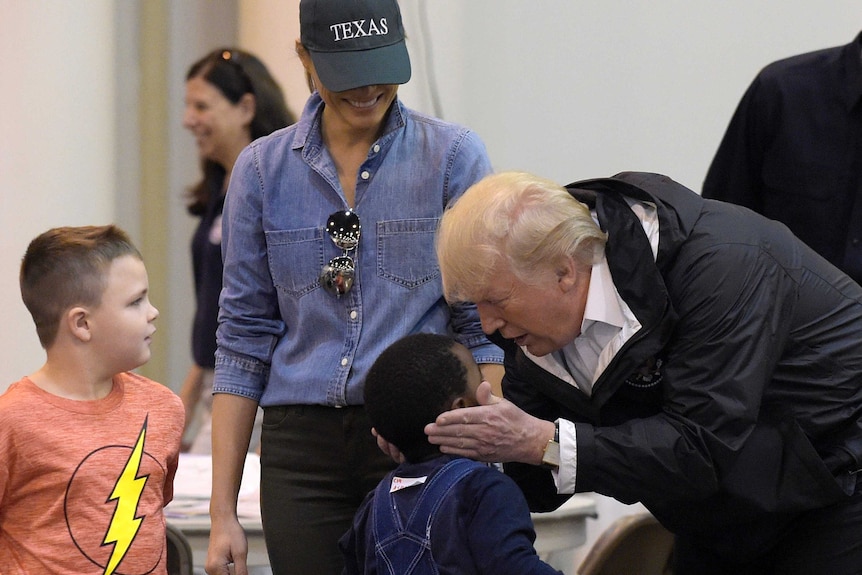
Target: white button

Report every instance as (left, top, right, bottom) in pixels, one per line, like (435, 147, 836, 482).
(361, 170, 370, 180)
(341, 357, 348, 366)
(372, 144, 380, 153)
(350, 310, 358, 319)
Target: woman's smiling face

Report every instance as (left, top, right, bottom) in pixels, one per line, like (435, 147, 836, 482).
(182, 75, 252, 168)
(297, 43, 398, 138)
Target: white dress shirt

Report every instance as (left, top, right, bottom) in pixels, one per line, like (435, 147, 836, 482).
(520, 198, 659, 493)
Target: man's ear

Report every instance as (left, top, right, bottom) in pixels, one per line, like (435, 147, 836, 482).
(556, 255, 583, 292)
(67, 307, 92, 342)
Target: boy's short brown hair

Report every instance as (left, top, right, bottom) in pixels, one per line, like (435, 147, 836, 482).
(20, 225, 142, 348)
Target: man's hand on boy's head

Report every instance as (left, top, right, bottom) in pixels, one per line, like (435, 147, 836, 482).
(478, 363, 505, 396)
(372, 427, 405, 464)
(475, 380, 502, 405)
(425, 381, 554, 465)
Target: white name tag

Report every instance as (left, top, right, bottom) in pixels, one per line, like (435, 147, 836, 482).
(390, 475, 428, 493)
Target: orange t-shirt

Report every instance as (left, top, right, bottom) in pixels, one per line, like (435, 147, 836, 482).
(0, 372, 184, 574)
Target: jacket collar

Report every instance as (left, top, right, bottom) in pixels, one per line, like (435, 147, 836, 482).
(496, 173, 700, 412)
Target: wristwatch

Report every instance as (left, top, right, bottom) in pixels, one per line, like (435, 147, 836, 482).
(541, 420, 561, 469)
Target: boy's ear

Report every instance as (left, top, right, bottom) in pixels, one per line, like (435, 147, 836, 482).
(450, 396, 468, 410)
(67, 307, 92, 342)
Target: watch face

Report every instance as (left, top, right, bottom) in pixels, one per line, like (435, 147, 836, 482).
(542, 440, 561, 469)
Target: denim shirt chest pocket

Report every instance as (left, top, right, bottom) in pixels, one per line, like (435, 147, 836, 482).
(265, 227, 324, 298)
(377, 218, 440, 289)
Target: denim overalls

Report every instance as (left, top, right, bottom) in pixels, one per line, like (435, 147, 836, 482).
(372, 458, 483, 574)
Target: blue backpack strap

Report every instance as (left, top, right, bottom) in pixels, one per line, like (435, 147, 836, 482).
(372, 458, 483, 575)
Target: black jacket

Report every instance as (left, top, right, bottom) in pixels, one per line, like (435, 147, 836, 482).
(501, 172, 862, 558)
(702, 32, 862, 284)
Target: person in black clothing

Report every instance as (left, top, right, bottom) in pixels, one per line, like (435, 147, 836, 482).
(703, 31, 862, 285)
(420, 170, 862, 574)
(179, 47, 294, 453)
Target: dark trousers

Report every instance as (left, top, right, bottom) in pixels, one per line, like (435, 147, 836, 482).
(259, 405, 396, 575)
(674, 476, 862, 574)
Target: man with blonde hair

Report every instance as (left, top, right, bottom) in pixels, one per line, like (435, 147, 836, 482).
(426, 170, 862, 574)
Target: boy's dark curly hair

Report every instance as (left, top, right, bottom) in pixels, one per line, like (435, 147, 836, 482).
(364, 333, 468, 463)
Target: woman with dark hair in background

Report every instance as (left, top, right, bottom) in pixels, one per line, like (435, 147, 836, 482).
(180, 48, 294, 454)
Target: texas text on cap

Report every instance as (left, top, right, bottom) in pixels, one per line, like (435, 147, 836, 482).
(300, 0, 412, 92)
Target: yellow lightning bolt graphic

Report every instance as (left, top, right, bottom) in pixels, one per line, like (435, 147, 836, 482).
(102, 418, 149, 575)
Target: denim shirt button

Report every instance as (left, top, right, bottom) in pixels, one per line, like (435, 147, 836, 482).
(341, 357, 349, 366)
(360, 170, 371, 180)
(350, 310, 358, 320)
(372, 144, 380, 153)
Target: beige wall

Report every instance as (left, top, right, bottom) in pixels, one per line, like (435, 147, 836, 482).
(0, 1, 117, 385)
(239, 0, 307, 122)
(0, 0, 245, 388)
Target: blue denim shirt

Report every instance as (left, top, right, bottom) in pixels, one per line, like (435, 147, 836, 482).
(214, 94, 502, 407)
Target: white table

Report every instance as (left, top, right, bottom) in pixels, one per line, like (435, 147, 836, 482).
(165, 453, 269, 570)
(166, 454, 597, 572)
(533, 495, 597, 570)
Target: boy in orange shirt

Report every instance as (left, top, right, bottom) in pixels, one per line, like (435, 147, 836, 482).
(0, 225, 184, 574)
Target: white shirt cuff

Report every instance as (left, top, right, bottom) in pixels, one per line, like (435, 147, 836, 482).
(551, 418, 577, 493)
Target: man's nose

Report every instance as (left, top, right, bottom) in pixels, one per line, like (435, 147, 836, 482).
(476, 302, 503, 334)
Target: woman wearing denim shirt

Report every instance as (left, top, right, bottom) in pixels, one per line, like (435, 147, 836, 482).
(204, 1, 503, 575)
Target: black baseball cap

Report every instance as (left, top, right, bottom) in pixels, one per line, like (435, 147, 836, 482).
(300, 0, 412, 92)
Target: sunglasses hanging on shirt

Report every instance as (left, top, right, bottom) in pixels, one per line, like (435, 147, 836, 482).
(319, 209, 361, 297)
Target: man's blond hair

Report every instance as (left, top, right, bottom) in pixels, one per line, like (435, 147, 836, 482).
(437, 171, 607, 303)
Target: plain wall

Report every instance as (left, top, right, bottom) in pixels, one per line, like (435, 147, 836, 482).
(0, 0, 238, 390)
(0, 0, 117, 386)
(397, 1, 860, 191)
